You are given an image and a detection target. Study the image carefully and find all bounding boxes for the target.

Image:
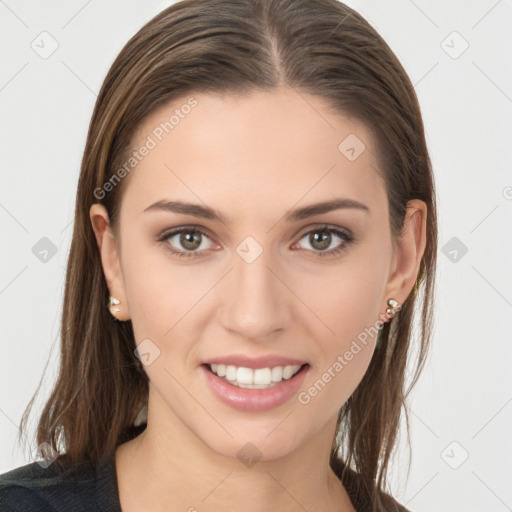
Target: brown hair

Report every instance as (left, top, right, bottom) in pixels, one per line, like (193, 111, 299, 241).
(18, 1, 437, 510)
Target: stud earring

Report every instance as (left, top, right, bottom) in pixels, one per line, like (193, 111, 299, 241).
(107, 295, 121, 320)
(376, 298, 402, 350)
(385, 298, 401, 318)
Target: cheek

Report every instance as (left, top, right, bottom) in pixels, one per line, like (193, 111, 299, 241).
(295, 278, 381, 420)
(121, 240, 220, 372)
(294, 250, 387, 401)
(121, 241, 188, 340)
(299, 253, 387, 347)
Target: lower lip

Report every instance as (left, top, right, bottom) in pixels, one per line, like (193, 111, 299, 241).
(201, 364, 309, 412)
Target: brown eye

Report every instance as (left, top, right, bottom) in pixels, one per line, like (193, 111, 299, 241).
(308, 230, 332, 251)
(295, 226, 354, 258)
(178, 231, 202, 251)
(159, 227, 217, 258)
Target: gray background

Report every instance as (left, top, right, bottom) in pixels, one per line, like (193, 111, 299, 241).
(1, 1, 511, 510)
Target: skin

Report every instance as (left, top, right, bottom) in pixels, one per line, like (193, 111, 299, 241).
(90, 86, 427, 512)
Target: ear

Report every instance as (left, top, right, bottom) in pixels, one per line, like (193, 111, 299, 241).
(89, 203, 131, 321)
(383, 199, 427, 308)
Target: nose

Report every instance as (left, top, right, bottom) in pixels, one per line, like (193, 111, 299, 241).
(218, 248, 291, 342)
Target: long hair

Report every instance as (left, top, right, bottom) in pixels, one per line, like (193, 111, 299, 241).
(18, 1, 437, 510)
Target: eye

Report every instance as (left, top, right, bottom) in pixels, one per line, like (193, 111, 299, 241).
(293, 225, 355, 258)
(157, 224, 355, 259)
(157, 227, 218, 258)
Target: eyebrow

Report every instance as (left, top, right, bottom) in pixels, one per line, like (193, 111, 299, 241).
(143, 198, 370, 223)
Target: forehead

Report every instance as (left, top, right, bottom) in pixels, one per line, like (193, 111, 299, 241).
(120, 87, 386, 224)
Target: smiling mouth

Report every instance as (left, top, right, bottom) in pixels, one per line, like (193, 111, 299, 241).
(204, 363, 309, 389)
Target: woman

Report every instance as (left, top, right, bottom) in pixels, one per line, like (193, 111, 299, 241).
(0, 0, 436, 511)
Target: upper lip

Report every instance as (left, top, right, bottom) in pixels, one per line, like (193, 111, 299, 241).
(202, 354, 308, 369)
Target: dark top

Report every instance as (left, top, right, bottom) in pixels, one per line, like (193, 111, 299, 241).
(0, 453, 411, 511)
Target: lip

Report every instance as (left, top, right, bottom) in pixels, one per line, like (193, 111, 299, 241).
(202, 354, 307, 369)
(201, 363, 309, 411)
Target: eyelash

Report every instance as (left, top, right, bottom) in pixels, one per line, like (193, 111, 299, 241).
(157, 225, 355, 259)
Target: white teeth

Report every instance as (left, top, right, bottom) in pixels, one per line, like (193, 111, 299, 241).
(237, 367, 253, 385)
(208, 363, 303, 388)
(254, 368, 272, 385)
(282, 366, 295, 379)
(271, 366, 283, 382)
(226, 365, 237, 381)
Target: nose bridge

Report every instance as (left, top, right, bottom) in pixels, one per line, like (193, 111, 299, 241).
(219, 242, 288, 340)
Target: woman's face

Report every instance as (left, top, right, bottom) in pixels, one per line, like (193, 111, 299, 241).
(92, 86, 422, 461)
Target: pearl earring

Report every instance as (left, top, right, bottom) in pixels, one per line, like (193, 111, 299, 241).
(385, 298, 401, 318)
(108, 295, 121, 319)
(376, 298, 402, 350)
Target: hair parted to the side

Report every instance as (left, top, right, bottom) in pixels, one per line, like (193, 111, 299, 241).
(18, 1, 437, 510)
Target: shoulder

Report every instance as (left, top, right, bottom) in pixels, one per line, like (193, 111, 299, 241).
(0, 454, 121, 512)
(334, 459, 412, 512)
